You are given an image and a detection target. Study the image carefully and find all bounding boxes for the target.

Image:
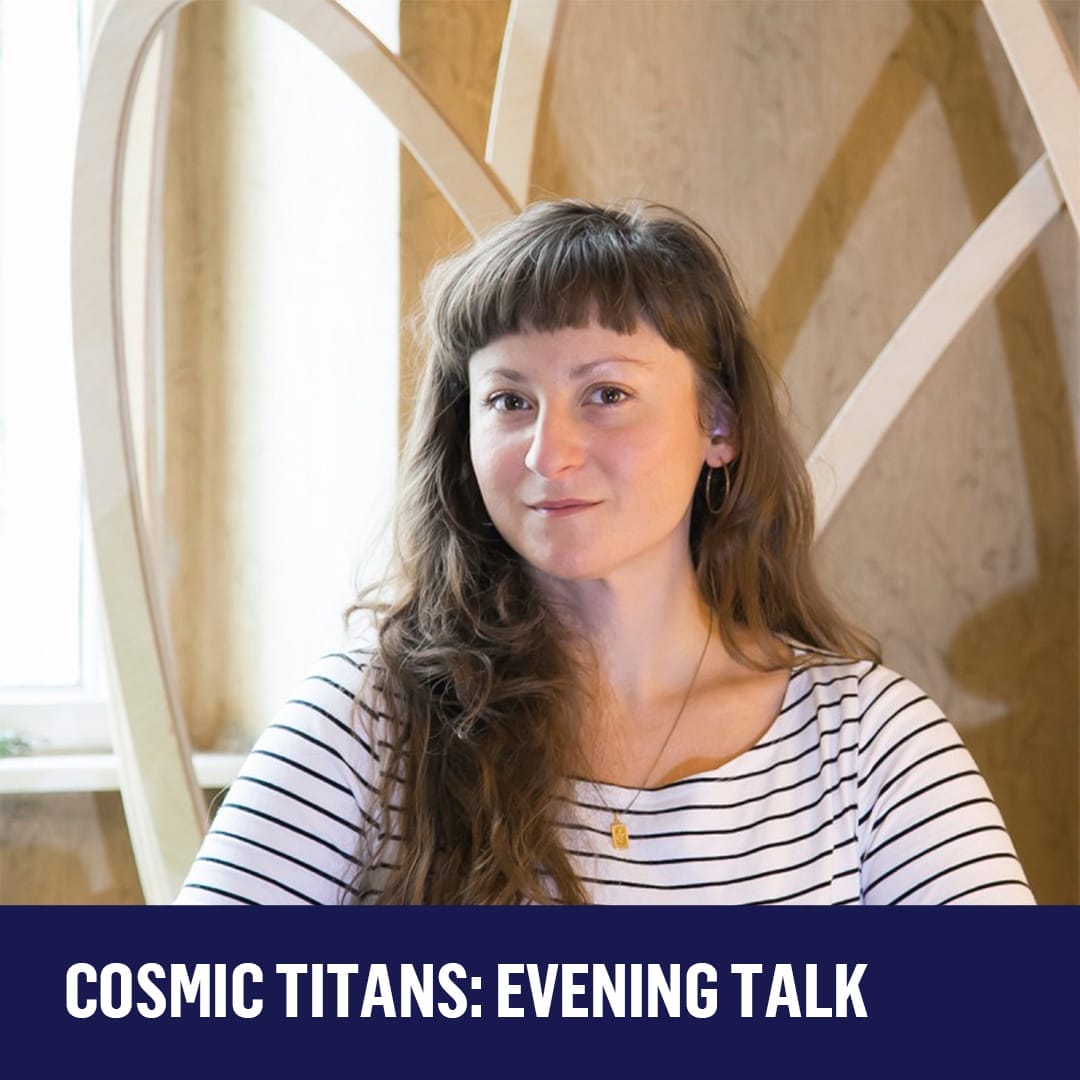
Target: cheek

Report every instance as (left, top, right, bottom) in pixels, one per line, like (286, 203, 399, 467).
(613, 423, 706, 488)
(470, 426, 520, 501)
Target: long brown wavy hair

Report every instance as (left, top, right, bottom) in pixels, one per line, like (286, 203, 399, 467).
(347, 199, 878, 904)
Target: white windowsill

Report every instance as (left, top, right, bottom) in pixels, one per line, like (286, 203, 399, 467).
(0, 751, 247, 795)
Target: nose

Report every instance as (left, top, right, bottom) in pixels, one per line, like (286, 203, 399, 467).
(524, 405, 585, 479)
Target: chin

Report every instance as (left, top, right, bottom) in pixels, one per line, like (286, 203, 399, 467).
(531, 552, 621, 586)
(509, 542, 605, 584)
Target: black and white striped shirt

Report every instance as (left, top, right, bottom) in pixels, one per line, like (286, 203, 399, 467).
(175, 649, 1033, 905)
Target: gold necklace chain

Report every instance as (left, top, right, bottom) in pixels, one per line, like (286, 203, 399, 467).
(592, 613, 713, 850)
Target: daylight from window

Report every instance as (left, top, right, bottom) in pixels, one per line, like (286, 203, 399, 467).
(0, 2, 87, 691)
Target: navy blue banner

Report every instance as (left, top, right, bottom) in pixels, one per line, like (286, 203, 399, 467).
(1, 906, 1074, 1075)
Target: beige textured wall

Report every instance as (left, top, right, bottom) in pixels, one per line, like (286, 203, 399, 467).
(5, 0, 1075, 903)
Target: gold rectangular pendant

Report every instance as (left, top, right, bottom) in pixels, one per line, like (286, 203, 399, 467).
(611, 820, 630, 850)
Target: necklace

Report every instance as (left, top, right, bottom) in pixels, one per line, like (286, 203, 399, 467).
(594, 614, 713, 851)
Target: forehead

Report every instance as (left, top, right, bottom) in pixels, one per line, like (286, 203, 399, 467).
(467, 320, 694, 382)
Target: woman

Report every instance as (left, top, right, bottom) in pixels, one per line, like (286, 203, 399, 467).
(177, 199, 1033, 905)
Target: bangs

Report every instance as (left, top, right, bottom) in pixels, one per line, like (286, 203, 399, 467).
(425, 203, 718, 366)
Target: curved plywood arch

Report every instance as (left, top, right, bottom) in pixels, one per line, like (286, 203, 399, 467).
(257, 0, 519, 232)
(809, 155, 1066, 533)
(486, 0, 562, 206)
(983, 0, 1080, 233)
(73, 0, 204, 904)
(808, 0, 1078, 531)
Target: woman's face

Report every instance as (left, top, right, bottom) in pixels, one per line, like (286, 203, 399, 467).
(467, 319, 735, 588)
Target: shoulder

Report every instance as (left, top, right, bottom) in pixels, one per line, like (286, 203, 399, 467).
(223, 642, 398, 838)
(297, 647, 372, 705)
(797, 654, 1034, 903)
(785, 652, 937, 730)
(785, 653, 964, 771)
(273, 645, 402, 772)
(174, 645, 393, 906)
(280, 646, 377, 732)
(782, 652, 1032, 903)
(779, 652, 969, 807)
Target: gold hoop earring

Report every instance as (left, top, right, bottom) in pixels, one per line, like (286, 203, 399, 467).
(705, 463, 730, 514)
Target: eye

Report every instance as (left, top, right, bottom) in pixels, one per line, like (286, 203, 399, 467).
(589, 385, 631, 406)
(485, 391, 532, 413)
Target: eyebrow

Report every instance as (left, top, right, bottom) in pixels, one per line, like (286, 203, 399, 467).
(479, 355, 652, 383)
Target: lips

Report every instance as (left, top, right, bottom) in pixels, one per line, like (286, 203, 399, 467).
(528, 499, 600, 517)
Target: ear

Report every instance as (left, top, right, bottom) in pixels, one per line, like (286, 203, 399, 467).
(705, 406, 738, 468)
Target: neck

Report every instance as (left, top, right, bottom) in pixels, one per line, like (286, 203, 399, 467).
(538, 556, 714, 713)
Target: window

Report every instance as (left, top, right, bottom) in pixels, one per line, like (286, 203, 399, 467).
(0, 0, 400, 764)
(0, 0, 108, 753)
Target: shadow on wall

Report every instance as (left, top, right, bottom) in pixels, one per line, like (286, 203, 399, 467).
(920, 2, 1078, 907)
(761, 0, 1078, 904)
